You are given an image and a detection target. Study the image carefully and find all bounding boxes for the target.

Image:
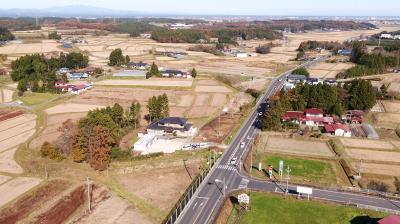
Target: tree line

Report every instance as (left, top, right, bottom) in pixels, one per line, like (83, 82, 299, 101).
(261, 79, 376, 131)
(297, 40, 345, 52)
(11, 52, 89, 93)
(338, 41, 399, 78)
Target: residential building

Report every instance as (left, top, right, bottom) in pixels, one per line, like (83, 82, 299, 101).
(58, 67, 71, 74)
(68, 72, 89, 80)
(235, 52, 248, 58)
(324, 123, 352, 137)
(337, 49, 352, 56)
(126, 62, 149, 70)
(305, 108, 324, 117)
(287, 74, 307, 84)
(161, 69, 184, 78)
(140, 33, 152, 39)
(147, 117, 197, 137)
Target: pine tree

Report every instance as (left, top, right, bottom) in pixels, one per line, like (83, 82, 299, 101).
(191, 68, 197, 78)
(128, 102, 141, 129)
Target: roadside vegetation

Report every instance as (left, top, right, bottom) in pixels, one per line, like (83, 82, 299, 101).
(0, 27, 15, 41)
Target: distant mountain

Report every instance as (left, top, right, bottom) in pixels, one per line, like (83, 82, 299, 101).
(0, 5, 145, 18)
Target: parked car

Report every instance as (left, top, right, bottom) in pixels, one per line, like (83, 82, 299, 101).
(182, 144, 192, 150)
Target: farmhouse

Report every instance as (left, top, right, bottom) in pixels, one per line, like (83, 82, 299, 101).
(287, 74, 307, 84)
(282, 108, 334, 127)
(54, 82, 92, 94)
(147, 117, 197, 137)
(337, 49, 352, 56)
(68, 72, 89, 80)
(324, 123, 352, 137)
(126, 62, 149, 70)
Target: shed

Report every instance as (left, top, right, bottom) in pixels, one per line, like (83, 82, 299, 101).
(362, 123, 379, 139)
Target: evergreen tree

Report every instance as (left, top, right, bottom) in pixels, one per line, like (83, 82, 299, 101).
(146, 62, 160, 78)
(108, 48, 126, 66)
(125, 55, 130, 64)
(191, 68, 197, 78)
(128, 102, 141, 129)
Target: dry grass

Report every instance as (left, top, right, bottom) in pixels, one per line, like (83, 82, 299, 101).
(258, 134, 334, 158)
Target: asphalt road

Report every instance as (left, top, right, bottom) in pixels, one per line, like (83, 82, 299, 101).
(176, 56, 400, 224)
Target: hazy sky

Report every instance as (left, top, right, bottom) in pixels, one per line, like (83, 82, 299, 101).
(1, 0, 399, 16)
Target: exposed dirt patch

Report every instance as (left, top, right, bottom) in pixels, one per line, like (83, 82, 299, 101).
(339, 138, 395, 150)
(344, 148, 400, 164)
(95, 79, 193, 87)
(0, 177, 43, 208)
(0, 179, 70, 224)
(45, 103, 106, 115)
(115, 165, 200, 213)
(194, 113, 242, 143)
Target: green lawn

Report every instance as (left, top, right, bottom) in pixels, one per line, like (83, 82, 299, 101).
(241, 193, 385, 224)
(254, 154, 337, 186)
(19, 92, 60, 106)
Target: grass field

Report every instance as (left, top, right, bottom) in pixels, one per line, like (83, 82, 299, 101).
(254, 154, 337, 186)
(240, 193, 384, 224)
(19, 92, 59, 106)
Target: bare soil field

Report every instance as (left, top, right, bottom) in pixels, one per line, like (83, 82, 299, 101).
(193, 94, 211, 106)
(259, 134, 334, 158)
(351, 162, 400, 176)
(0, 41, 63, 55)
(45, 103, 106, 115)
(95, 79, 193, 87)
(0, 148, 23, 174)
(195, 85, 232, 93)
(0, 175, 11, 185)
(211, 94, 228, 107)
(0, 112, 36, 153)
(373, 112, 400, 128)
(382, 101, 400, 113)
(308, 62, 354, 79)
(116, 165, 200, 213)
(194, 113, 242, 143)
(0, 177, 42, 208)
(2, 89, 13, 103)
(78, 194, 152, 224)
(0, 179, 70, 223)
(339, 138, 396, 150)
(344, 148, 400, 163)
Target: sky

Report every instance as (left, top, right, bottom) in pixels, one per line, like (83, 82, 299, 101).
(0, 0, 399, 16)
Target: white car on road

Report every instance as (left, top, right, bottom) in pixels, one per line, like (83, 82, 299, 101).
(240, 142, 246, 149)
(230, 157, 237, 165)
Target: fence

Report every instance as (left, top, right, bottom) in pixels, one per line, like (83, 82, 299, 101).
(357, 204, 400, 215)
(162, 155, 218, 224)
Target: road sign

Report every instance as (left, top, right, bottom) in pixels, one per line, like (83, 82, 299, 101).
(279, 160, 284, 176)
(268, 165, 273, 179)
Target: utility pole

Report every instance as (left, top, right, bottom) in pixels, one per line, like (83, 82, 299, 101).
(86, 177, 91, 212)
(358, 159, 362, 178)
(285, 166, 291, 194)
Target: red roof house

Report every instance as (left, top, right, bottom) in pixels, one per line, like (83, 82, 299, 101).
(324, 123, 351, 137)
(282, 111, 304, 122)
(378, 215, 400, 224)
(305, 108, 324, 117)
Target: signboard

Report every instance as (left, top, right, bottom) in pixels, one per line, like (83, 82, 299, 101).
(238, 193, 250, 204)
(279, 160, 284, 176)
(268, 165, 273, 178)
(297, 186, 313, 195)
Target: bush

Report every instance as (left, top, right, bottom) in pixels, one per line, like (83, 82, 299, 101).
(292, 67, 310, 77)
(367, 180, 389, 192)
(245, 88, 261, 98)
(40, 142, 64, 161)
(110, 147, 132, 161)
(395, 127, 400, 138)
(394, 177, 400, 193)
